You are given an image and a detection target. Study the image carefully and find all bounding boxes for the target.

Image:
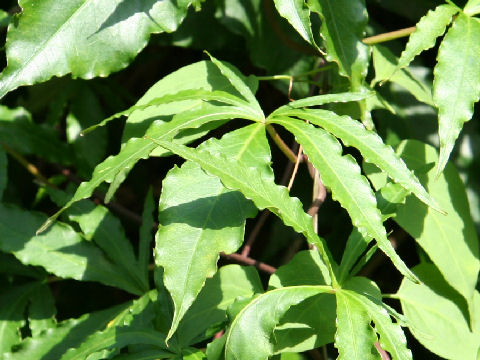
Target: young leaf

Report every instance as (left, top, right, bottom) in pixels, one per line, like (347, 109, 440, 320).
(308, 0, 369, 84)
(38, 104, 246, 233)
(0, 282, 43, 353)
(280, 109, 442, 212)
(394, 140, 480, 311)
(156, 124, 269, 341)
(147, 136, 334, 281)
(0, 203, 144, 295)
(396, 4, 458, 72)
(206, 53, 263, 115)
(335, 292, 379, 360)
(177, 265, 263, 346)
(0, 0, 190, 99)
(224, 286, 333, 360)
(271, 118, 418, 282)
(433, 14, 480, 174)
(272, 92, 374, 116)
(272, 0, 317, 47)
(398, 263, 480, 359)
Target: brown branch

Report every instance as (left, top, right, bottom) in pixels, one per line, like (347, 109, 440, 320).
(221, 252, 276, 274)
(266, 124, 298, 163)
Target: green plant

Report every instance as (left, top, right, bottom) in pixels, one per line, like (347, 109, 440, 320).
(0, 0, 479, 359)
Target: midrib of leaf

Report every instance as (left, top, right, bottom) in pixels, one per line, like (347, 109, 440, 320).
(2, 0, 88, 92)
(234, 123, 263, 161)
(343, 294, 360, 359)
(272, 118, 383, 241)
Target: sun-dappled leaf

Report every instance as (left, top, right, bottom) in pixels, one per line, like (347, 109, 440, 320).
(0, 282, 43, 353)
(268, 251, 336, 353)
(156, 124, 270, 341)
(148, 136, 334, 281)
(0, 203, 144, 295)
(178, 265, 263, 346)
(464, 0, 480, 15)
(398, 263, 480, 360)
(224, 286, 333, 360)
(272, 0, 317, 47)
(308, 0, 369, 84)
(139, 188, 155, 287)
(433, 13, 480, 174)
(0, 0, 191, 99)
(28, 284, 56, 338)
(271, 117, 417, 282)
(372, 45, 434, 106)
(396, 4, 458, 72)
(393, 140, 480, 312)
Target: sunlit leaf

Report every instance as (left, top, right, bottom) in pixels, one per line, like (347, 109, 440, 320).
(433, 14, 480, 174)
(273, 0, 317, 47)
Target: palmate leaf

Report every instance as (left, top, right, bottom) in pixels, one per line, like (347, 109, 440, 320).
(148, 136, 335, 281)
(270, 118, 417, 282)
(38, 104, 248, 233)
(337, 277, 412, 360)
(272, 0, 317, 47)
(0, 0, 191, 99)
(308, 0, 369, 84)
(155, 124, 270, 341)
(223, 286, 333, 360)
(0, 203, 144, 295)
(278, 109, 441, 212)
(396, 4, 458, 72)
(433, 13, 480, 174)
(397, 264, 480, 359)
(392, 140, 480, 313)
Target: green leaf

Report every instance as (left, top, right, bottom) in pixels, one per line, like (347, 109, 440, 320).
(139, 188, 155, 287)
(433, 14, 480, 174)
(0, 146, 6, 201)
(0, 9, 10, 27)
(268, 251, 336, 353)
(0, 282, 43, 353)
(0, 203, 144, 295)
(464, 0, 480, 15)
(178, 265, 263, 346)
(272, 0, 317, 47)
(112, 349, 176, 360)
(224, 286, 333, 360)
(60, 291, 171, 360)
(308, 0, 369, 84)
(335, 291, 379, 360)
(47, 188, 148, 292)
(147, 136, 334, 281)
(0, 252, 46, 279)
(372, 45, 434, 106)
(396, 4, 458, 71)
(271, 117, 417, 282)
(39, 104, 245, 233)
(28, 284, 56, 337)
(0, 0, 191, 98)
(206, 53, 262, 115)
(0, 105, 73, 165)
(272, 92, 374, 116)
(393, 140, 480, 312)
(280, 109, 441, 212)
(121, 61, 259, 143)
(397, 263, 480, 359)
(340, 277, 412, 360)
(156, 124, 270, 341)
(3, 302, 130, 360)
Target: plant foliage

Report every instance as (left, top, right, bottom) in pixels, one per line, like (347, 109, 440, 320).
(0, 0, 479, 359)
